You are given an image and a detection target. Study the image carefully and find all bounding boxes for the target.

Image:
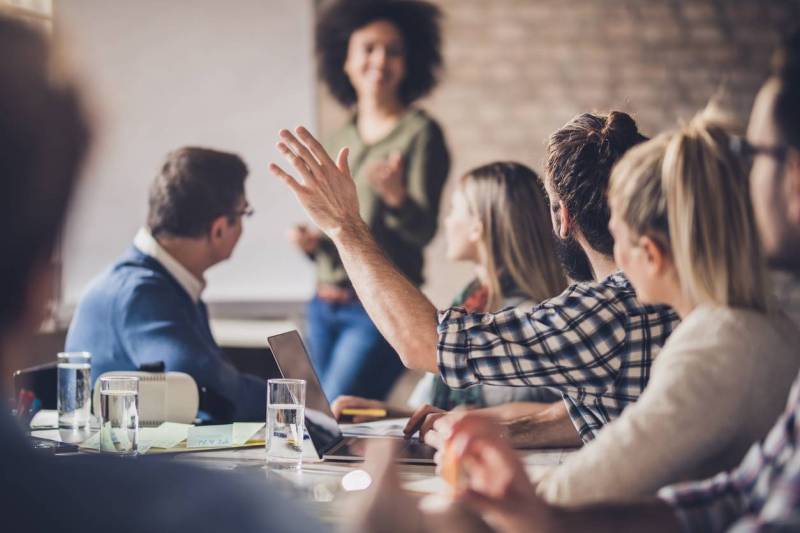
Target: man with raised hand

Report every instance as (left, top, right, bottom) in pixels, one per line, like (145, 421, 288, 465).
(270, 110, 678, 448)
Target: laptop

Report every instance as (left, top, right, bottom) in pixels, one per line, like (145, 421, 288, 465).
(267, 330, 436, 465)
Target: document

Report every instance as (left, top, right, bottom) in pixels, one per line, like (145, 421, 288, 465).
(29, 409, 58, 429)
(340, 418, 409, 438)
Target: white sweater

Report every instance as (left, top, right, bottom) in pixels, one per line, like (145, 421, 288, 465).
(536, 305, 800, 506)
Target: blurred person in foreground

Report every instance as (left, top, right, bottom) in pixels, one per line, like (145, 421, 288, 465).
(0, 16, 323, 533)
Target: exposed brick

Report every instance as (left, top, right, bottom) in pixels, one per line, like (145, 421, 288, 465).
(315, 0, 800, 306)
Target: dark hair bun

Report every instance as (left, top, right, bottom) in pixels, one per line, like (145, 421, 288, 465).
(602, 111, 642, 147)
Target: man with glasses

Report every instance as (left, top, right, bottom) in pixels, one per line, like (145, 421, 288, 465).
(66, 147, 265, 423)
(354, 30, 800, 533)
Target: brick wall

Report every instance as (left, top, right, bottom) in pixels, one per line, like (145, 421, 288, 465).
(316, 0, 800, 306)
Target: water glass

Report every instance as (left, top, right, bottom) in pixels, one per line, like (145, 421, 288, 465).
(266, 378, 306, 469)
(99, 376, 139, 455)
(57, 351, 92, 429)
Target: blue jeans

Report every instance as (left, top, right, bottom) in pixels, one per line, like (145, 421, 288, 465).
(306, 296, 405, 402)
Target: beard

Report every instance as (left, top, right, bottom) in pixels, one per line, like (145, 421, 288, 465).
(554, 234, 594, 282)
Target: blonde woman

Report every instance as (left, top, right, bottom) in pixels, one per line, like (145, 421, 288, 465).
(444, 111, 800, 510)
(351, 111, 800, 533)
(331, 162, 567, 421)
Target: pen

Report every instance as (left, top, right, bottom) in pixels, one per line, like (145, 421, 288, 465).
(340, 408, 387, 418)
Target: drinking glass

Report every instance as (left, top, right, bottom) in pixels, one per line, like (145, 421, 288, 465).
(57, 352, 91, 429)
(266, 378, 306, 469)
(99, 376, 139, 455)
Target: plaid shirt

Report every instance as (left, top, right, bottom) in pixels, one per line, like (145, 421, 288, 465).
(659, 369, 800, 532)
(436, 271, 679, 441)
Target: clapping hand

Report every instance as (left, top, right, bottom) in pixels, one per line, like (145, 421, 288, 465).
(366, 152, 406, 208)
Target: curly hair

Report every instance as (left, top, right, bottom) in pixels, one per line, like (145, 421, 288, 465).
(316, 0, 443, 107)
(545, 111, 647, 257)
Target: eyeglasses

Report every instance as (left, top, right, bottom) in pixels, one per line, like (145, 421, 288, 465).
(232, 205, 255, 219)
(730, 136, 788, 166)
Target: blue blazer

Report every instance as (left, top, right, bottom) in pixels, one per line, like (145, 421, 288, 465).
(66, 246, 266, 422)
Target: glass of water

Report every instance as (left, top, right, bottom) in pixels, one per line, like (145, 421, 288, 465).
(99, 376, 139, 455)
(57, 351, 92, 429)
(267, 378, 306, 470)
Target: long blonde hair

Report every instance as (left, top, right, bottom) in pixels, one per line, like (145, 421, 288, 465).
(609, 110, 770, 311)
(461, 162, 566, 308)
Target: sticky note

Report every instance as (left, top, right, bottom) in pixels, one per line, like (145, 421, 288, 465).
(187, 423, 265, 448)
(187, 425, 233, 448)
(232, 423, 265, 445)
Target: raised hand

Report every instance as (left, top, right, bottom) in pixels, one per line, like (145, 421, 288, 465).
(366, 152, 406, 208)
(269, 126, 363, 239)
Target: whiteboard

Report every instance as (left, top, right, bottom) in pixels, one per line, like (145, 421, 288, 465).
(56, 0, 316, 305)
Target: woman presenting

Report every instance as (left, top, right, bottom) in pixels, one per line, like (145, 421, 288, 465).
(290, 0, 450, 401)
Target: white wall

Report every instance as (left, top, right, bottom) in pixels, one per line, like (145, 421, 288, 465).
(56, 0, 316, 306)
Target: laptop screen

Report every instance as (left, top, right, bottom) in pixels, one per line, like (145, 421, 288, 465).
(267, 330, 342, 456)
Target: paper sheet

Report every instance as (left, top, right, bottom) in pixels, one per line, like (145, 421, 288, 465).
(29, 409, 58, 429)
(340, 418, 409, 438)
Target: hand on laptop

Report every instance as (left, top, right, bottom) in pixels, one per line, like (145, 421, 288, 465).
(404, 405, 483, 447)
(270, 126, 365, 240)
(403, 404, 447, 441)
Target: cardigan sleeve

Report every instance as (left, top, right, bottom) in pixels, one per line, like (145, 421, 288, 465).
(536, 329, 748, 506)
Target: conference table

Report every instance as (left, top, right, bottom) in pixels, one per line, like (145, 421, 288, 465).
(30, 419, 575, 526)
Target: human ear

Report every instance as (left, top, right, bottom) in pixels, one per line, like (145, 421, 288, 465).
(639, 235, 668, 277)
(467, 219, 484, 244)
(556, 204, 572, 240)
(208, 216, 227, 241)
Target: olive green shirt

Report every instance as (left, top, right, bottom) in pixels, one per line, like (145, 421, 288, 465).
(312, 108, 450, 287)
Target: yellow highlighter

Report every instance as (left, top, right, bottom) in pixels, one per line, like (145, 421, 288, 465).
(340, 408, 387, 418)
